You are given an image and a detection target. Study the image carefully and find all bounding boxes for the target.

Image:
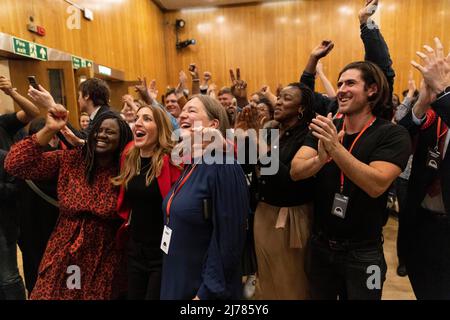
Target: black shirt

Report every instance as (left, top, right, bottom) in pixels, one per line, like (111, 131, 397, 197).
(0, 113, 25, 150)
(126, 157, 164, 247)
(303, 118, 411, 241)
(258, 122, 314, 207)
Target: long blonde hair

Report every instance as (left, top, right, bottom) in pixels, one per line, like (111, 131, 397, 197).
(111, 104, 177, 188)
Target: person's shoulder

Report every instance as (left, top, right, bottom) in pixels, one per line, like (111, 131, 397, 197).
(373, 119, 410, 144)
(376, 118, 409, 135)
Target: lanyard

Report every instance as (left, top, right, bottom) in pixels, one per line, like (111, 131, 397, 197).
(436, 117, 448, 150)
(338, 115, 376, 193)
(165, 163, 198, 225)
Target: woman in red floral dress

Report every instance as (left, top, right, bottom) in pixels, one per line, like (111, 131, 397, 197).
(5, 103, 132, 300)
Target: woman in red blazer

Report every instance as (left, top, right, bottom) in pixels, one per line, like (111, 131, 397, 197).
(112, 104, 181, 300)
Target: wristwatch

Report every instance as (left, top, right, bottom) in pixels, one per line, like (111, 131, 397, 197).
(436, 86, 450, 100)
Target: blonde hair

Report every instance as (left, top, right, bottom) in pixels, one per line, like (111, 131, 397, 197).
(111, 104, 177, 188)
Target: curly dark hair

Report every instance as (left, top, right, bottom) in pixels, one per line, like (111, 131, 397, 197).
(79, 78, 110, 107)
(82, 111, 133, 184)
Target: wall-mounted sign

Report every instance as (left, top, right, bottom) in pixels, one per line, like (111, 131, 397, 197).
(12, 36, 48, 61)
(98, 65, 112, 76)
(71, 55, 93, 69)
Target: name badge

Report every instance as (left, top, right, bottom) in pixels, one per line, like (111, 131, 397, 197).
(426, 147, 441, 170)
(332, 193, 349, 219)
(160, 225, 172, 254)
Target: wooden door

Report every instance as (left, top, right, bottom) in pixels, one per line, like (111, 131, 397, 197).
(9, 60, 80, 129)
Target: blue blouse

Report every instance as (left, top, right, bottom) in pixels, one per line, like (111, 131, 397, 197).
(160, 159, 250, 300)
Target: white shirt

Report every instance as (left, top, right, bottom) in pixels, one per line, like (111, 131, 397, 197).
(89, 106, 102, 121)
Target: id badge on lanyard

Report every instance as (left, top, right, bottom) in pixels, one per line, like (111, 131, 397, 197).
(331, 116, 375, 219)
(160, 225, 172, 254)
(427, 117, 447, 170)
(161, 163, 198, 254)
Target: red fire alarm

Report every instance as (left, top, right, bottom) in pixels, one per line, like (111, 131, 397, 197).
(36, 26, 46, 36)
(27, 23, 45, 36)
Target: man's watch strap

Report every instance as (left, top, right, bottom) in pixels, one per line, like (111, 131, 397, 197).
(436, 86, 450, 100)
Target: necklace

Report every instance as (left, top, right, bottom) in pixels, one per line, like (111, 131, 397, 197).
(136, 157, 152, 175)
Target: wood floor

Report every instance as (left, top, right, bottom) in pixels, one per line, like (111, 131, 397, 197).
(16, 216, 416, 300)
(381, 216, 416, 300)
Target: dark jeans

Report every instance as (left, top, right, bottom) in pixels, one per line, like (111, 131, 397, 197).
(305, 234, 387, 300)
(0, 223, 26, 300)
(395, 177, 409, 262)
(127, 237, 162, 300)
(407, 207, 450, 299)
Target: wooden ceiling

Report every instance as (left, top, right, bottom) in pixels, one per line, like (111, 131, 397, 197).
(154, 0, 274, 10)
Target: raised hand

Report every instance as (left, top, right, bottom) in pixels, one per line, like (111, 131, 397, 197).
(201, 71, 212, 91)
(46, 104, 68, 132)
(230, 68, 248, 99)
(234, 104, 260, 132)
(310, 40, 335, 60)
(406, 71, 417, 98)
(413, 80, 436, 119)
(0, 76, 15, 95)
(176, 71, 188, 98)
(135, 77, 152, 104)
(411, 37, 450, 95)
(180, 70, 188, 85)
(359, 0, 378, 25)
(28, 85, 56, 109)
(148, 79, 158, 101)
(122, 94, 136, 107)
(207, 83, 217, 98)
(260, 85, 277, 106)
(189, 63, 199, 80)
(203, 71, 212, 83)
(60, 125, 85, 147)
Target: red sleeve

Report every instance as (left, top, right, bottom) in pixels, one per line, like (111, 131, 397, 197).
(5, 134, 63, 181)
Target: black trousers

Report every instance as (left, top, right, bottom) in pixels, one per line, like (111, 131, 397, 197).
(127, 238, 163, 300)
(305, 234, 387, 300)
(18, 203, 58, 295)
(395, 177, 409, 262)
(406, 207, 450, 299)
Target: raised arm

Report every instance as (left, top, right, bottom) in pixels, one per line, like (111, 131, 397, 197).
(316, 62, 336, 98)
(189, 63, 201, 95)
(359, 0, 395, 96)
(395, 71, 417, 122)
(230, 68, 249, 109)
(0, 76, 40, 123)
(411, 37, 450, 126)
(5, 104, 68, 181)
(299, 41, 335, 115)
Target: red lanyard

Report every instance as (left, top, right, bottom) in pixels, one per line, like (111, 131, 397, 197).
(338, 116, 376, 193)
(436, 117, 448, 149)
(165, 164, 198, 224)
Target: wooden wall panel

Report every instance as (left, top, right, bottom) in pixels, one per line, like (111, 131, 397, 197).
(2, 0, 449, 100)
(163, 0, 450, 97)
(0, 0, 168, 94)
